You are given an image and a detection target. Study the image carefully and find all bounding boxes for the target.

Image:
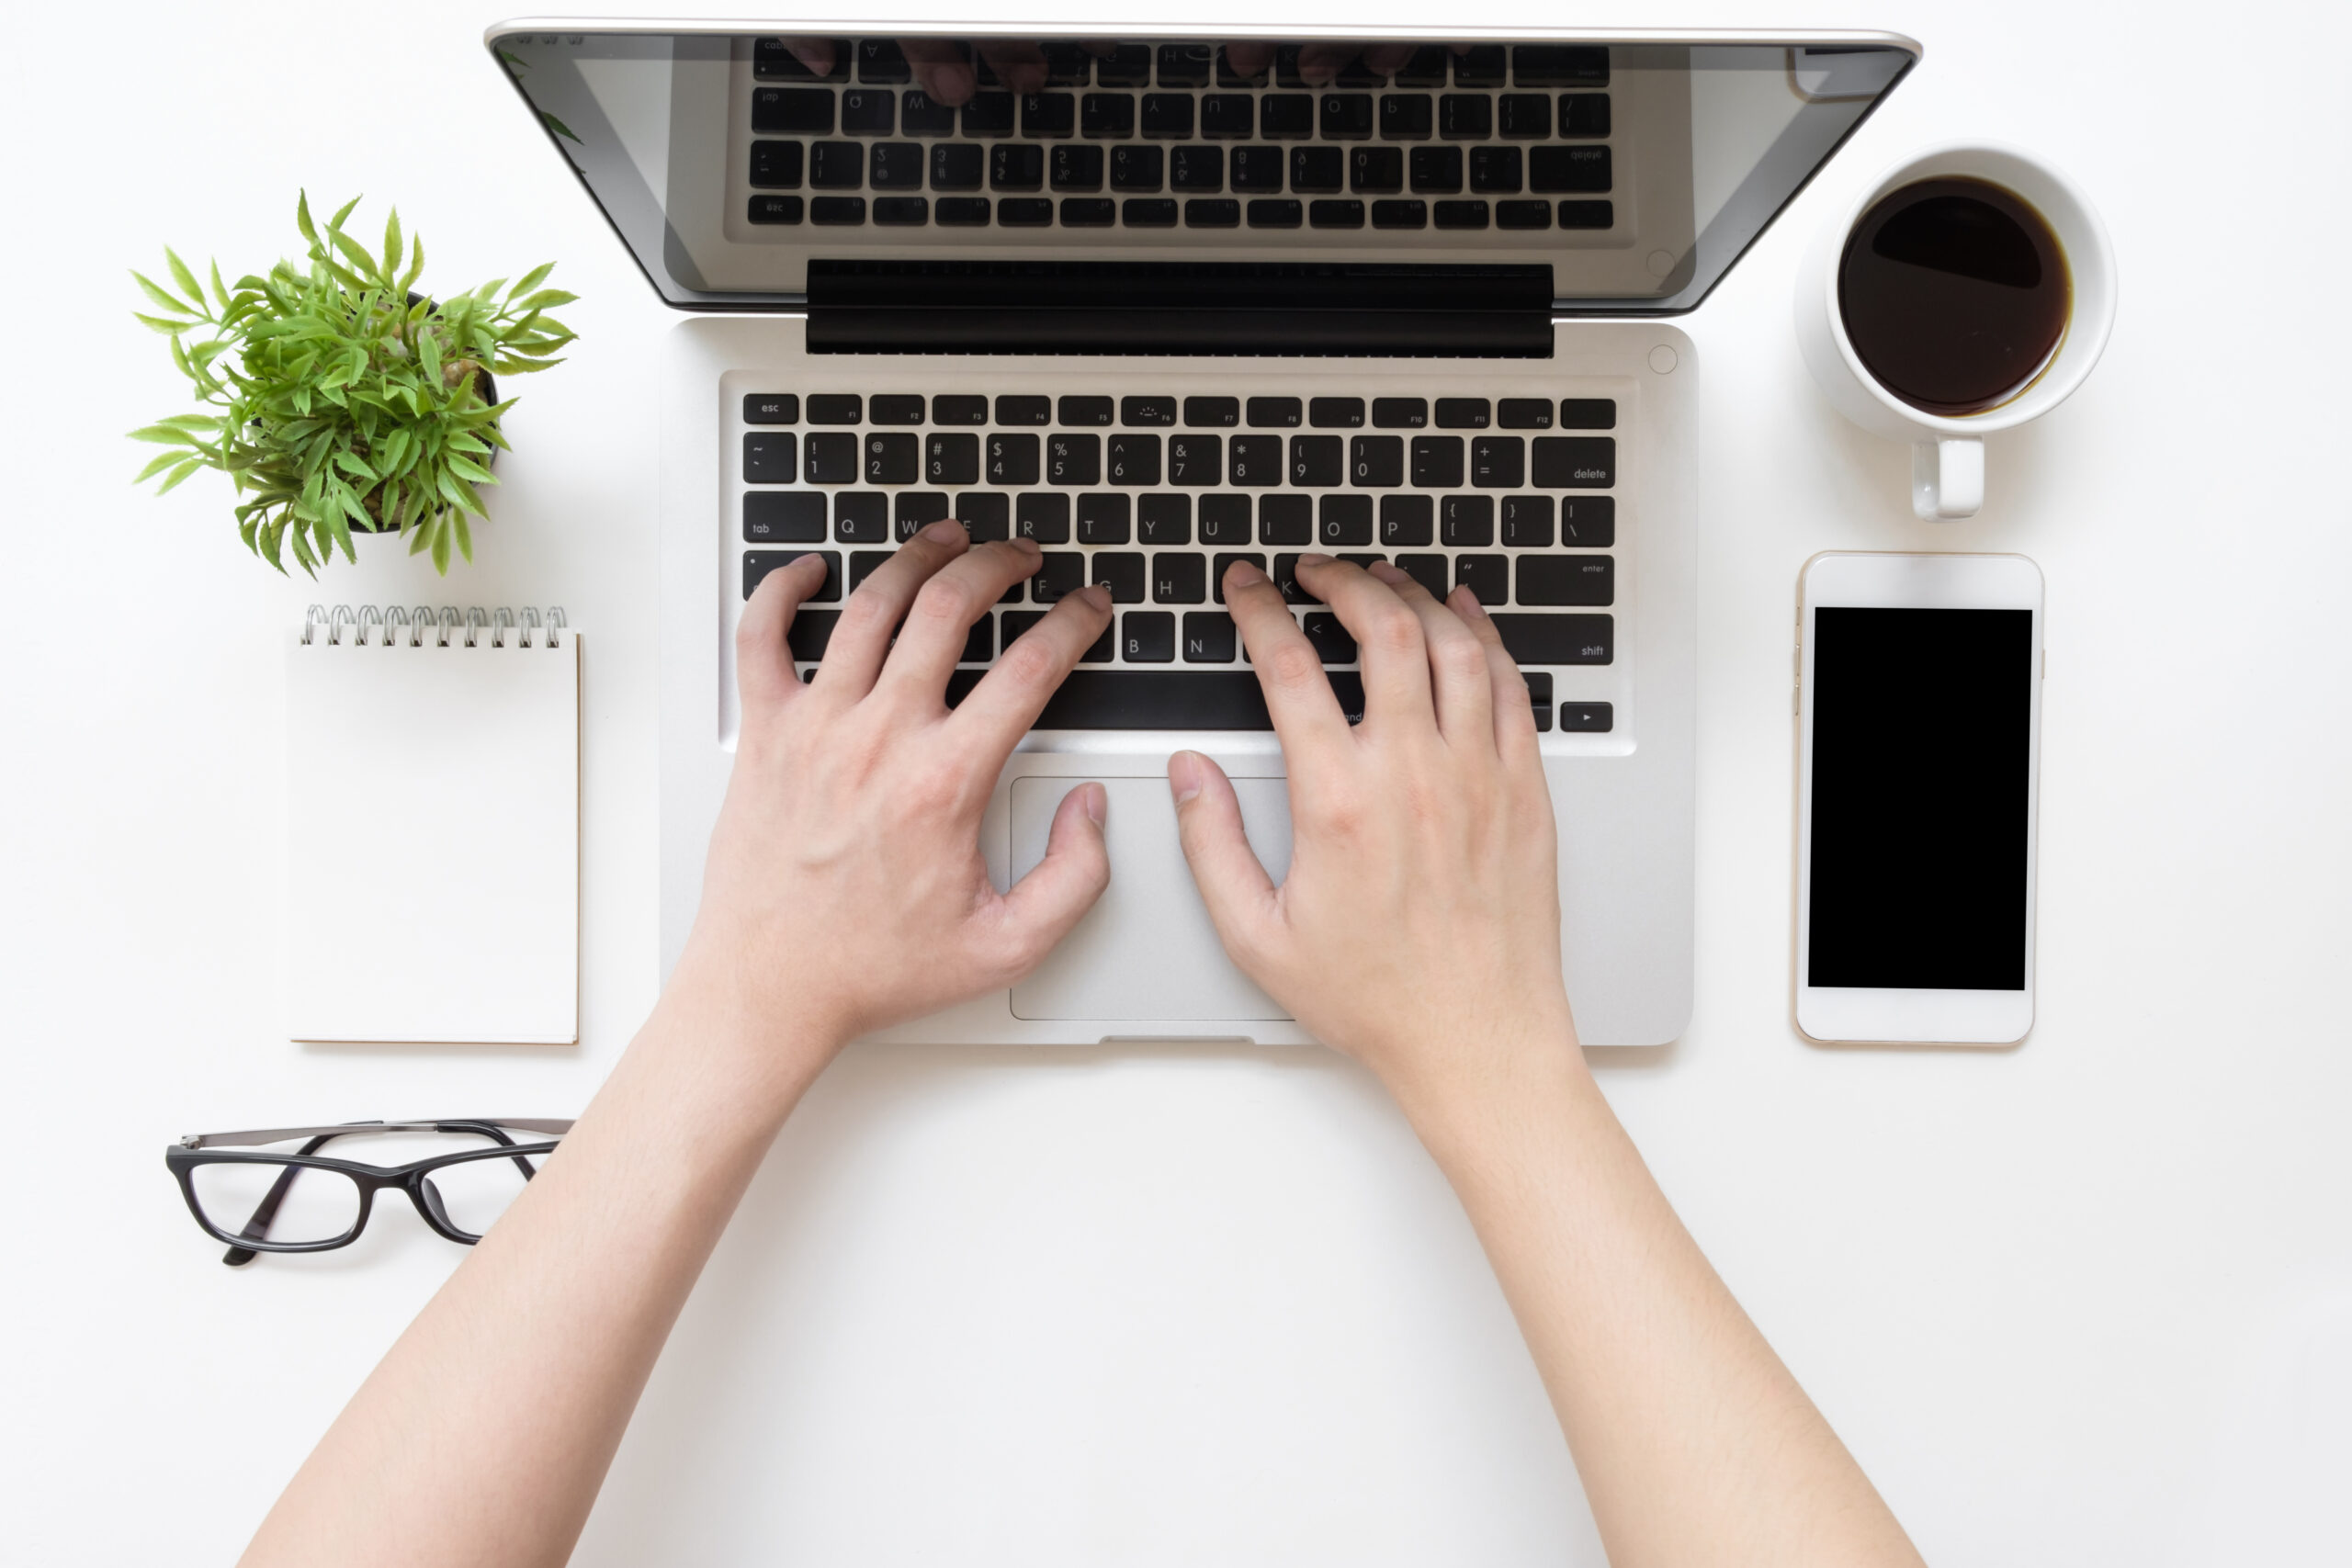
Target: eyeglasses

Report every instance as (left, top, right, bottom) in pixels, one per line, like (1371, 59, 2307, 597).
(165, 1119, 573, 1266)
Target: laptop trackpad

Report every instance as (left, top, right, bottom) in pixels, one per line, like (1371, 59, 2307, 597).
(1009, 775, 1293, 1023)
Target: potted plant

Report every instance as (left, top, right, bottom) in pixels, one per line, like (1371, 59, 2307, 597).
(130, 193, 577, 575)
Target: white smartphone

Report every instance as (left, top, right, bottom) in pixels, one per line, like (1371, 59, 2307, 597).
(1794, 552, 2044, 1045)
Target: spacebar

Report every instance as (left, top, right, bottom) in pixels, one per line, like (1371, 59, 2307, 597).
(944, 669, 1368, 728)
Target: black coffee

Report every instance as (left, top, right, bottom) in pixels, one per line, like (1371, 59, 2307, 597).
(1838, 176, 2071, 416)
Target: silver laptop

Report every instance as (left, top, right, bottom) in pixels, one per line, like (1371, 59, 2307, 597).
(486, 22, 1916, 1046)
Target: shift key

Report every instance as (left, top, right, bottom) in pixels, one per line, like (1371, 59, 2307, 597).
(1491, 612, 1611, 664)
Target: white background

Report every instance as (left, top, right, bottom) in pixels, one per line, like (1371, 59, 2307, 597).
(4, 2, 2348, 1562)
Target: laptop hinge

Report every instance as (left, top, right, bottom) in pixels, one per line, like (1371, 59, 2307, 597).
(806, 261, 1554, 357)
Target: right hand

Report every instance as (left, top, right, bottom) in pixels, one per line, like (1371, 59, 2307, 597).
(1170, 558, 1580, 1115)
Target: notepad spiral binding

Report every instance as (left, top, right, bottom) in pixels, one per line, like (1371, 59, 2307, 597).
(301, 604, 568, 649)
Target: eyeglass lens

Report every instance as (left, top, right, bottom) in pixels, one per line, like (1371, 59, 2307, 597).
(189, 1161, 363, 1247)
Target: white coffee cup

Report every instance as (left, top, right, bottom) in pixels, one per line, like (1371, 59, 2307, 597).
(1795, 141, 2117, 521)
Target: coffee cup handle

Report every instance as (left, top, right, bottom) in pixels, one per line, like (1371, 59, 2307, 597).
(1911, 436, 1984, 521)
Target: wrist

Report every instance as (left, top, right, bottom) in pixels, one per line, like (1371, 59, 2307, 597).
(642, 933, 852, 1130)
(1383, 1014, 1595, 1177)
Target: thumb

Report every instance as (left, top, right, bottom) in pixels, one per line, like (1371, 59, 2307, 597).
(1168, 750, 1278, 951)
(993, 781, 1112, 976)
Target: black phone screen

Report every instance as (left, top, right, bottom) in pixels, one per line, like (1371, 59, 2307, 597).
(1807, 606, 2033, 990)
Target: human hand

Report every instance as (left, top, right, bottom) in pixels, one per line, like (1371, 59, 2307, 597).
(683, 524, 1115, 1066)
(1170, 558, 1578, 1116)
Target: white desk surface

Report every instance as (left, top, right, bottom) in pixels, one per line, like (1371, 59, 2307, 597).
(6, 2, 2347, 1562)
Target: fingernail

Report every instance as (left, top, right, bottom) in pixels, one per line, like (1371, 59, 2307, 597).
(922, 519, 966, 543)
(1010, 535, 1042, 554)
(1077, 583, 1113, 612)
(1452, 585, 1490, 618)
(1297, 550, 1332, 568)
(1081, 781, 1107, 825)
(1169, 750, 1204, 806)
(1225, 560, 1265, 588)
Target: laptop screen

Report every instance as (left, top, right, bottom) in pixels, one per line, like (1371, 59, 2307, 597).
(486, 26, 1915, 313)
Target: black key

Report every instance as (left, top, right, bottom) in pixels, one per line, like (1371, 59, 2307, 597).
(1168, 434, 1222, 485)
(1435, 398, 1490, 429)
(996, 395, 1051, 426)
(1392, 47, 1450, 87)
(1559, 399, 1617, 430)
(1229, 147, 1285, 191)
(1246, 397, 1303, 429)
(1210, 552, 1265, 602)
(750, 141, 804, 189)
(1259, 494, 1312, 546)
(1372, 398, 1428, 430)
(901, 89, 956, 135)
(1471, 435, 1524, 489)
(1456, 554, 1508, 605)
(1410, 434, 1464, 488)
(809, 196, 866, 226)
(1022, 93, 1075, 137)
(1524, 671, 1552, 716)
(1106, 434, 1161, 486)
(961, 92, 1015, 135)
(1186, 198, 1241, 231)
(1532, 437, 1616, 488)
(1058, 197, 1114, 227)
(1110, 144, 1164, 190)
(1201, 94, 1254, 139)
(1498, 399, 1553, 430)
(1561, 93, 1611, 138)
(1149, 553, 1207, 604)
(987, 432, 1042, 485)
(1123, 197, 1179, 227)
(1351, 146, 1403, 192)
(1559, 701, 1614, 733)
(1042, 42, 1093, 86)
(1137, 494, 1191, 545)
(1248, 197, 1304, 228)
(743, 548, 842, 601)
(959, 616, 994, 665)
(743, 432, 797, 482)
(1380, 494, 1433, 547)
(873, 194, 928, 226)
(1019, 670, 1368, 729)
(1396, 553, 1448, 600)
(930, 144, 984, 191)
(1097, 45, 1153, 86)
(1001, 610, 1046, 646)
(1498, 200, 1551, 230)
(847, 548, 892, 592)
(1047, 433, 1102, 485)
(956, 491, 1011, 542)
(804, 430, 858, 483)
(840, 87, 893, 134)
(1351, 434, 1403, 487)
(1200, 497, 1251, 545)
(1501, 494, 1554, 547)
(1140, 94, 1195, 138)
(1558, 496, 1615, 547)
(1081, 93, 1136, 138)
(1216, 46, 1269, 87)
(1171, 146, 1224, 191)
(1380, 94, 1433, 140)
(1531, 146, 1612, 194)
(1303, 613, 1358, 665)
(744, 489, 823, 541)
(744, 392, 799, 425)
(1229, 434, 1284, 487)
(1270, 553, 1307, 603)
(1031, 552, 1086, 603)
(1374, 199, 1428, 230)
(1016, 492, 1070, 543)
(1260, 94, 1314, 138)
(1290, 146, 1343, 192)
(1410, 146, 1463, 192)
(1492, 614, 1611, 665)
(1182, 612, 1237, 662)
(991, 144, 1044, 191)
(1442, 493, 1494, 547)
(1439, 95, 1491, 139)
(1515, 45, 1608, 87)
(752, 39, 822, 81)
(864, 432, 918, 485)
(869, 393, 924, 425)
(1432, 200, 1486, 230)
(1092, 549, 1144, 600)
(857, 39, 910, 83)
(925, 433, 978, 486)
(1289, 435, 1342, 488)
(1560, 199, 1615, 229)
(1304, 397, 1362, 429)
(933, 394, 988, 426)
(1122, 611, 1176, 663)
(1498, 95, 1550, 139)
(748, 195, 804, 225)
(809, 141, 863, 187)
(786, 609, 837, 662)
(1052, 144, 1105, 191)
(1058, 396, 1114, 426)
(1518, 555, 1614, 606)
(833, 491, 888, 542)
(1470, 145, 1522, 192)
(752, 88, 832, 134)
(1157, 43, 1213, 87)
(1309, 199, 1365, 228)
(1118, 396, 1176, 428)
(894, 491, 950, 537)
(1319, 94, 1374, 139)
(1453, 46, 1507, 87)
(970, 193, 1031, 224)
(1079, 494, 1132, 545)
(1318, 494, 1374, 546)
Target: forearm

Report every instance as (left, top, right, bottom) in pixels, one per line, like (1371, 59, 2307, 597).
(1405, 1040, 1924, 1568)
(241, 944, 832, 1568)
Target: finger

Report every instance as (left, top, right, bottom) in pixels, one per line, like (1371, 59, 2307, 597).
(902, 39, 976, 105)
(784, 37, 842, 79)
(1293, 553, 1434, 732)
(734, 553, 829, 711)
(1453, 585, 1541, 761)
(1223, 41, 1276, 80)
(1369, 562, 1494, 750)
(946, 584, 1114, 752)
(1363, 41, 1420, 75)
(1224, 559, 1352, 760)
(1168, 750, 1280, 958)
(984, 781, 1111, 982)
(876, 538, 1051, 703)
(1295, 41, 1360, 85)
(976, 40, 1047, 94)
(815, 520, 978, 696)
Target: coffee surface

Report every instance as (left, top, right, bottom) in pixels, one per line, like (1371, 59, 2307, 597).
(1838, 176, 2070, 416)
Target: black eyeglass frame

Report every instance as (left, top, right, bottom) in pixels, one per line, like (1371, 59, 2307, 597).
(165, 1119, 574, 1266)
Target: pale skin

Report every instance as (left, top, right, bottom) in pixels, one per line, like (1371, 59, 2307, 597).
(237, 523, 1926, 1568)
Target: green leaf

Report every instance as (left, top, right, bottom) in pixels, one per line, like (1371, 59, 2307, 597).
(134, 449, 189, 482)
(430, 514, 452, 572)
(209, 260, 232, 311)
(543, 111, 582, 143)
(153, 456, 207, 495)
(134, 312, 192, 335)
(451, 509, 474, 565)
(164, 248, 204, 310)
(508, 262, 556, 299)
(399, 235, 425, 295)
(447, 454, 495, 484)
(128, 423, 206, 446)
(131, 271, 195, 317)
(295, 190, 318, 245)
(381, 209, 402, 282)
(511, 289, 578, 310)
(328, 195, 364, 237)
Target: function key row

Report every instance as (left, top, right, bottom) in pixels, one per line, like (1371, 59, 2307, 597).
(747, 194, 1609, 231)
(772, 433, 1616, 491)
(754, 39, 1607, 92)
(750, 141, 1609, 196)
(744, 394, 1617, 430)
(752, 87, 1609, 142)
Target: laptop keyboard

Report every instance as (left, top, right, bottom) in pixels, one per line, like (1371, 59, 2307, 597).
(736, 383, 1620, 734)
(743, 40, 1614, 234)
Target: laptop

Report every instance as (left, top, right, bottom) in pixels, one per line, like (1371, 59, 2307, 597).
(486, 22, 1917, 1046)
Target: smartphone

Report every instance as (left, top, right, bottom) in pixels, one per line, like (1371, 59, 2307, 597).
(1794, 552, 2043, 1044)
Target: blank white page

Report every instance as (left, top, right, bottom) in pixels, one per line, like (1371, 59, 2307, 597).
(283, 626, 580, 1043)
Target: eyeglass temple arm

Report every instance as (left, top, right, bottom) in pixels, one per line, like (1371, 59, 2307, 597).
(433, 1120, 545, 1182)
(223, 1133, 340, 1269)
(184, 1118, 575, 1149)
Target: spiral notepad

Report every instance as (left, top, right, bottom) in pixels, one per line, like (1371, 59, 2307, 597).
(284, 605, 580, 1044)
